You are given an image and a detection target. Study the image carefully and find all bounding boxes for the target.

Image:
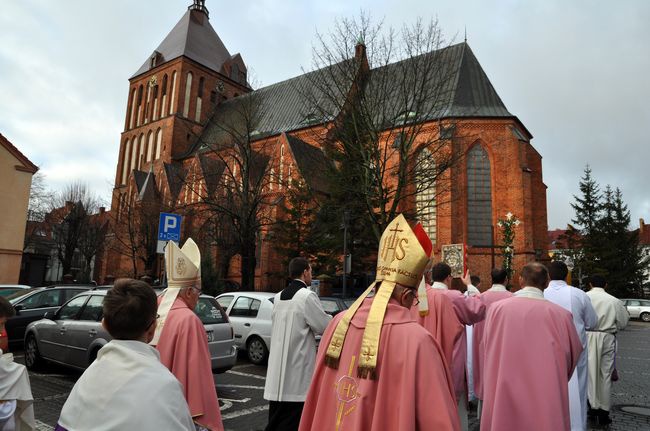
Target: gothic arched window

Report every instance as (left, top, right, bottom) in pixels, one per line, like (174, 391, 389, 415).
(122, 139, 131, 185)
(195, 77, 204, 122)
(466, 145, 493, 246)
(183, 72, 193, 118)
(136, 85, 144, 126)
(146, 131, 154, 162)
(137, 134, 145, 169)
(415, 148, 436, 244)
(169, 72, 177, 115)
(127, 88, 136, 130)
(161, 74, 168, 116)
(155, 128, 163, 160)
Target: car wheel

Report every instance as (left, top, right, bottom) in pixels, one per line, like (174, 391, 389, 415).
(24, 334, 44, 370)
(641, 312, 650, 322)
(247, 336, 268, 365)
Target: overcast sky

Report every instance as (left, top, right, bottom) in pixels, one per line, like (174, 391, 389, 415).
(1, 0, 648, 230)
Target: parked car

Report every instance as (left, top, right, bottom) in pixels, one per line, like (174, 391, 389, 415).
(319, 296, 354, 316)
(23, 290, 237, 372)
(6, 285, 93, 345)
(0, 285, 31, 298)
(215, 292, 274, 365)
(621, 299, 650, 322)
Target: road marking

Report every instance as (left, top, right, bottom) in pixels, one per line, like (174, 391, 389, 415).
(35, 420, 54, 431)
(226, 370, 266, 380)
(220, 384, 265, 390)
(221, 404, 269, 420)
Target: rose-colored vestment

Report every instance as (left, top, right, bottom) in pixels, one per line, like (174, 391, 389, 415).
(299, 298, 460, 431)
(156, 298, 224, 431)
(481, 293, 583, 431)
(471, 289, 512, 400)
(411, 285, 463, 370)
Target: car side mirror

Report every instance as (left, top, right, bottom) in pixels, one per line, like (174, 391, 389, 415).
(43, 311, 55, 320)
(13, 305, 23, 314)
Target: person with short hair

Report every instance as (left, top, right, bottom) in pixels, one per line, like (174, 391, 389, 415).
(481, 262, 583, 431)
(263, 257, 331, 431)
(430, 263, 485, 431)
(544, 261, 597, 431)
(299, 214, 459, 430)
(586, 274, 629, 426)
(471, 268, 513, 415)
(154, 239, 224, 431)
(0, 297, 35, 431)
(56, 279, 194, 431)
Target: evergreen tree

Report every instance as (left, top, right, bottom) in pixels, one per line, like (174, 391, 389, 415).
(570, 165, 603, 277)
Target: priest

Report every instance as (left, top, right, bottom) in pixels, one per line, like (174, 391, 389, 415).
(299, 214, 460, 431)
(586, 274, 629, 426)
(154, 239, 224, 431)
(544, 261, 597, 431)
(481, 262, 583, 431)
(471, 268, 512, 412)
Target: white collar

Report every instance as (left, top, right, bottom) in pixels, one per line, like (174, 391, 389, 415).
(488, 284, 508, 292)
(514, 286, 545, 300)
(548, 280, 569, 290)
(589, 287, 606, 293)
(431, 281, 448, 290)
(109, 339, 161, 360)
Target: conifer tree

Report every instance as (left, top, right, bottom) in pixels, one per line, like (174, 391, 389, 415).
(570, 165, 603, 277)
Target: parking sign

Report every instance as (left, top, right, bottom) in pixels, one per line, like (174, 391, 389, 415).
(158, 213, 182, 241)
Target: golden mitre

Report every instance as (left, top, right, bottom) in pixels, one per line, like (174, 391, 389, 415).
(325, 214, 433, 379)
(150, 238, 201, 346)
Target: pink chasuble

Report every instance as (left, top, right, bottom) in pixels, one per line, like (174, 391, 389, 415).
(481, 296, 583, 431)
(439, 289, 485, 398)
(411, 285, 463, 371)
(471, 290, 512, 400)
(300, 298, 460, 431)
(156, 298, 224, 431)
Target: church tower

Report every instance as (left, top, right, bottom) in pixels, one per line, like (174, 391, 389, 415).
(106, 0, 250, 279)
(113, 0, 250, 191)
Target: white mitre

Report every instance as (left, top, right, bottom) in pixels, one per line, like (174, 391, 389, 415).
(150, 238, 201, 346)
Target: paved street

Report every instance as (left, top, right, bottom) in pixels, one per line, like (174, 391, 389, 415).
(15, 321, 650, 431)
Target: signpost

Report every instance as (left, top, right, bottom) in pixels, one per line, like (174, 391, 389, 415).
(157, 212, 182, 254)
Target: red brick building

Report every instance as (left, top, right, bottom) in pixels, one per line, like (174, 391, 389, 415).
(100, 1, 549, 291)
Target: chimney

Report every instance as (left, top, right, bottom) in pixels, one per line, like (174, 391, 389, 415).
(641, 218, 645, 235)
(355, 41, 366, 61)
(100, 207, 106, 215)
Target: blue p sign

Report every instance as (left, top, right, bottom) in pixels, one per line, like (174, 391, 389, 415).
(158, 213, 182, 241)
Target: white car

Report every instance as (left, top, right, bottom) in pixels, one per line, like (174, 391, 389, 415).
(621, 299, 650, 322)
(215, 292, 274, 365)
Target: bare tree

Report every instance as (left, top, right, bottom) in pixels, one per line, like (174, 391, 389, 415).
(182, 90, 278, 290)
(48, 182, 103, 278)
(27, 171, 54, 222)
(303, 14, 466, 244)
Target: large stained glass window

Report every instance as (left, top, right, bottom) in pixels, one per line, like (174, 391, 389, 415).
(416, 148, 436, 245)
(467, 145, 493, 246)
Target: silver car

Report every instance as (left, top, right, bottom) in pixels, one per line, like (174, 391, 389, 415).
(621, 299, 650, 322)
(24, 290, 237, 372)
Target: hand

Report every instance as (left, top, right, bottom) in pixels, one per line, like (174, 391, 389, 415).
(461, 270, 472, 286)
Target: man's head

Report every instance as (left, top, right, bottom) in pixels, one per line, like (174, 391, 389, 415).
(102, 279, 158, 342)
(491, 268, 508, 285)
(391, 283, 418, 309)
(431, 262, 452, 284)
(589, 274, 607, 289)
(519, 262, 550, 290)
(289, 257, 312, 285)
(0, 297, 16, 334)
(178, 283, 202, 310)
(548, 261, 569, 281)
(470, 275, 481, 288)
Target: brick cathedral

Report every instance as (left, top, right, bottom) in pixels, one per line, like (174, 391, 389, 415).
(99, 1, 549, 291)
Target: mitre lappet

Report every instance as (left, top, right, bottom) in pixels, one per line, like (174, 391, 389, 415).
(324, 214, 433, 379)
(150, 238, 201, 346)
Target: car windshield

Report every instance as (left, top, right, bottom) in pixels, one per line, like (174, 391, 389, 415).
(195, 298, 227, 325)
(7, 288, 39, 304)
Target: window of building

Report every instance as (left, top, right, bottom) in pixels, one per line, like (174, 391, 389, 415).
(122, 139, 131, 184)
(130, 137, 138, 173)
(161, 74, 168, 115)
(183, 72, 193, 118)
(146, 131, 154, 162)
(144, 85, 151, 123)
(136, 85, 143, 126)
(127, 88, 136, 130)
(467, 145, 493, 246)
(155, 128, 162, 160)
(415, 148, 436, 244)
(196, 77, 204, 122)
(137, 134, 145, 169)
(169, 72, 177, 116)
(152, 85, 159, 121)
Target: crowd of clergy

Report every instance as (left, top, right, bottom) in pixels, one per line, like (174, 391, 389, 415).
(0, 213, 632, 431)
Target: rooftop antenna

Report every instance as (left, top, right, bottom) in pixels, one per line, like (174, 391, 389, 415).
(464, 26, 467, 43)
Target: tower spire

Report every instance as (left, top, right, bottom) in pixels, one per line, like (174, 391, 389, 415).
(188, 0, 209, 18)
(464, 26, 467, 43)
